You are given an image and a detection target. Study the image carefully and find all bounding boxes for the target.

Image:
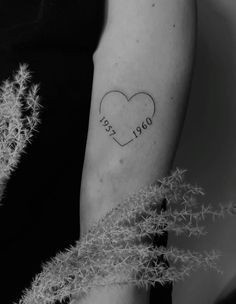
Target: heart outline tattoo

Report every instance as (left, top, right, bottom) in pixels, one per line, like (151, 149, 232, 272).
(99, 90, 156, 147)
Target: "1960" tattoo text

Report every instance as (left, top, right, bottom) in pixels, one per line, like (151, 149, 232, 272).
(132, 117, 152, 139)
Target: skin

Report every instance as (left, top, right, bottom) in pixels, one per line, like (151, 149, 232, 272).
(75, 0, 197, 303)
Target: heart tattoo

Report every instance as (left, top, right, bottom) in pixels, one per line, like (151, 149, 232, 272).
(99, 90, 156, 147)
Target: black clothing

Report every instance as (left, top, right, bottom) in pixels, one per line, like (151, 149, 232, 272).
(0, 1, 172, 303)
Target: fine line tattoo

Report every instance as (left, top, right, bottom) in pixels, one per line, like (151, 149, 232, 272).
(98, 90, 156, 147)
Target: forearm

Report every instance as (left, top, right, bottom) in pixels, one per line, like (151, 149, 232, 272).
(78, 0, 196, 303)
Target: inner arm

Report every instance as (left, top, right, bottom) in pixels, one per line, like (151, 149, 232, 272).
(78, 0, 197, 303)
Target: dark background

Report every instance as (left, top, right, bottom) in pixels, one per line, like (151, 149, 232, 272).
(0, 1, 172, 303)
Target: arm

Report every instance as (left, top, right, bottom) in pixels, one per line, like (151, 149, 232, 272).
(78, 0, 197, 303)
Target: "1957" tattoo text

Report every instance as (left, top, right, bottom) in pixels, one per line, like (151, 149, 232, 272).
(99, 116, 117, 136)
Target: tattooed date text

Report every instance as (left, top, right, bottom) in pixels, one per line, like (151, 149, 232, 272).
(99, 115, 153, 140)
(99, 116, 117, 136)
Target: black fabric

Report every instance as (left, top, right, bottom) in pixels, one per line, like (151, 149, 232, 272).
(0, 1, 172, 303)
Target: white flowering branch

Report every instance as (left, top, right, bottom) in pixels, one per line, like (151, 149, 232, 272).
(14, 169, 236, 304)
(0, 64, 42, 203)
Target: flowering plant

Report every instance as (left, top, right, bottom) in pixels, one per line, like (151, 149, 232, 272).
(0, 63, 42, 203)
(15, 168, 236, 304)
(1, 65, 235, 304)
